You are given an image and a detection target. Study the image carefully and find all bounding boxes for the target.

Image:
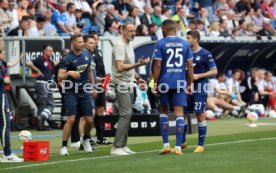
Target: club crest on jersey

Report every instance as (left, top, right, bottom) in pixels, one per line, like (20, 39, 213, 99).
(85, 56, 88, 61)
(76, 64, 88, 73)
(196, 56, 201, 61)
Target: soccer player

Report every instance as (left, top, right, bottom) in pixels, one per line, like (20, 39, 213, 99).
(153, 19, 194, 156)
(183, 31, 218, 153)
(58, 34, 95, 155)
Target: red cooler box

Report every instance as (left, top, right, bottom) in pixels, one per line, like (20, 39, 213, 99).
(23, 141, 50, 161)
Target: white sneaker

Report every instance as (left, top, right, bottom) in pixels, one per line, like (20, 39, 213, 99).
(60, 146, 69, 156)
(110, 148, 129, 156)
(70, 141, 81, 148)
(1, 153, 24, 162)
(122, 146, 136, 154)
(80, 138, 92, 153)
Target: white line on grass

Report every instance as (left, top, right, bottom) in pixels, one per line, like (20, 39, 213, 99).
(1, 137, 276, 171)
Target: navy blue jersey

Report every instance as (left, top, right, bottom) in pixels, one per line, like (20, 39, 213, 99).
(0, 61, 7, 93)
(153, 36, 193, 89)
(32, 55, 55, 81)
(192, 47, 216, 95)
(59, 50, 92, 92)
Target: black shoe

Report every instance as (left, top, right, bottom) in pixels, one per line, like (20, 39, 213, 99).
(36, 116, 44, 131)
(97, 137, 113, 145)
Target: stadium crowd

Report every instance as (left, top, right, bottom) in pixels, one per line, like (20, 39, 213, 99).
(0, 0, 275, 39)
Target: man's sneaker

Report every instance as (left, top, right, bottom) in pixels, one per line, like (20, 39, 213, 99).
(122, 146, 136, 154)
(60, 146, 69, 156)
(80, 138, 93, 153)
(181, 143, 187, 149)
(159, 146, 171, 154)
(173, 147, 182, 156)
(70, 141, 80, 148)
(97, 137, 113, 145)
(90, 138, 97, 146)
(1, 153, 24, 162)
(194, 146, 205, 153)
(110, 148, 129, 156)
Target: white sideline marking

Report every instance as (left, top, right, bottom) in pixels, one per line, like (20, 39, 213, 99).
(1, 137, 276, 171)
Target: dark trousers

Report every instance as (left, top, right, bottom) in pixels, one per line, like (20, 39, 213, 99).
(0, 93, 11, 156)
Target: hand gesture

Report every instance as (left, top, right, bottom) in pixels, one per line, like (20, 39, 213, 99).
(138, 57, 150, 65)
(68, 71, 80, 79)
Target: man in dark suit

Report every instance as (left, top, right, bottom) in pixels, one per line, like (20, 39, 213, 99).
(140, 4, 152, 26)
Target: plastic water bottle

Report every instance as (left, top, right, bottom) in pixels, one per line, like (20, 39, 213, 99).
(103, 74, 111, 89)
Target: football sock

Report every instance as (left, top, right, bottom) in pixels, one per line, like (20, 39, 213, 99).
(62, 140, 68, 147)
(175, 116, 184, 147)
(182, 120, 188, 144)
(198, 121, 207, 146)
(159, 114, 169, 144)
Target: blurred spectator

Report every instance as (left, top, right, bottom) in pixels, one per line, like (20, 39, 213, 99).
(261, 0, 274, 19)
(256, 68, 271, 105)
(104, 21, 119, 37)
(245, 22, 256, 36)
(216, 0, 230, 16)
(132, 83, 151, 114)
(198, 7, 210, 29)
(148, 23, 158, 40)
(105, 4, 119, 34)
(0, 0, 12, 34)
(140, 4, 153, 26)
(151, 5, 162, 27)
(136, 24, 148, 36)
(240, 68, 259, 104)
(125, 6, 141, 27)
(112, 0, 131, 22)
(187, 19, 197, 31)
(182, 0, 195, 19)
(171, 7, 187, 33)
(151, 0, 162, 8)
(17, 0, 28, 21)
(252, 8, 265, 28)
(64, 2, 79, 34)
(235, 0, 250, 14)
(209, 21, 220, 36)
(93, 2, 105, 34)
(28, 16, 45, 36)
(161, 7, 172, 22)
(226, 10, 239, 32)
(219, 18, 231, 37)
(7, 17, 30, 36)
(198, 0, 214, 21)
(132, 0, 146, 14)
(74, 0, 92, 14)
(196, 20, 206, 36)
(7, 0, 18, 28)
(257, 18, 275, 39)
(237, 19, 247, 36)
(27, 5, 35, 19)
(176, 20, 185, 37)
(226, 69, 246, 107)
(43, 9, 57, 36)
(245, 8, 262, 31)
(264, 71, 276, 91)
(51, 1, 69, 36)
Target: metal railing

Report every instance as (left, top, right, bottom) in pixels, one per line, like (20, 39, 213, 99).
(3, 37, 65, 85)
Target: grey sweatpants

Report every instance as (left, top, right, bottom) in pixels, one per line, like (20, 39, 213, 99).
(113, 85, 134, 147)
(35, 82, 55, 119)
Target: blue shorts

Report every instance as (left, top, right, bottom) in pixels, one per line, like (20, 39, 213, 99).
(184, 95, 207, 113)
(159, 89, 187, 107)
(64, 91, 93, 116)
